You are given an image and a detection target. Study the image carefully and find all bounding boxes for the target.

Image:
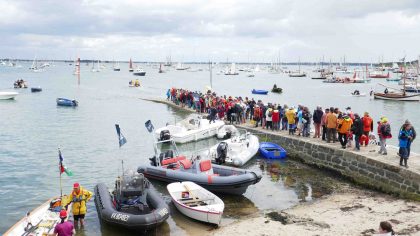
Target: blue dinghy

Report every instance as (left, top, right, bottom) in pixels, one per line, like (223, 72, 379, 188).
(56, 98, 78, 107)
(252, 89, 268, 95)
(259, 142, 287, 159)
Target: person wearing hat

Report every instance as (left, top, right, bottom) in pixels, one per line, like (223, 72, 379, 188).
(399, 120, 416, 157)
(49, 209, 75, 236)
(63, 183, 93, 228)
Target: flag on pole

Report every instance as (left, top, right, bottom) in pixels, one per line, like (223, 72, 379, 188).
(115, 124, 127, 147)
(59, 149, 73, 176)
(145, 120, 154, 133)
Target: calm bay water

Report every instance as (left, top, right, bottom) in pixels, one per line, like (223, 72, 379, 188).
(0, 63, 418, 235)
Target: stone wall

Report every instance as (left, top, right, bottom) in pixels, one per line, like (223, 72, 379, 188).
(242, 127, 420, 201)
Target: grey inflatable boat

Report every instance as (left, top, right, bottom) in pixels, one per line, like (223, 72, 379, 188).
(94, 171, 170, 230)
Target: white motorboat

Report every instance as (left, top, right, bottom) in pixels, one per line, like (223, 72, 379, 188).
(206, 132, 259, 167)
(0, 91, 18, 100)
(167, 181, 224, 225)
(155, 114, 225, 144)
(3, 197, 70, 236)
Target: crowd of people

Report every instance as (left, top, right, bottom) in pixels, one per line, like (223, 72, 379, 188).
(167, 88, 417, 168)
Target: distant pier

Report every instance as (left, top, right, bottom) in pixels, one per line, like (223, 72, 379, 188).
(142, 97, 420, 200)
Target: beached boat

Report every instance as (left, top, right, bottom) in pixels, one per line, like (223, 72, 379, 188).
(31, 87, 42, 92)
(154, 114, 225, 144)
(94, 171, 170, 230)
(205, 132, 259, 167)
(3, 197, 70, 236)
(56, 98, 78, 107)
(251, 89, 268, 95)
(167, 182, 224, 225)
(259, 142, 287, 159)
(0, 91, 18, 100)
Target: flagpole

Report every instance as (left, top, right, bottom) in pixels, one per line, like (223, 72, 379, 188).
(59, 148, 62, 198)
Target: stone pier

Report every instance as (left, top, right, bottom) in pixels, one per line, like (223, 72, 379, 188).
(142, 97, 420, 200)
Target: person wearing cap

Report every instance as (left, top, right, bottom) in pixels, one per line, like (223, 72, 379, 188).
(63, 183, 93, 228)
(399, 120, 416, 157)
(378, 117, 392, 155)
(49, 209, 75, 236)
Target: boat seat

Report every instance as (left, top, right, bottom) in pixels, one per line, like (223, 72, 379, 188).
(199, 160, 213, 174)
(161, 156, 186, 166)
(179, 197, 215, 204)
(179, 159, 192, 169)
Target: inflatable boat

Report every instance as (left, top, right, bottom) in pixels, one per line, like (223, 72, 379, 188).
(56, 98, 78, 107)
(251, 89, 268, 95)
(259, 142, 287, 159)
(31, 87, 42, 92)
(139, 152, 261, 195)
(94, 171, 169, 231)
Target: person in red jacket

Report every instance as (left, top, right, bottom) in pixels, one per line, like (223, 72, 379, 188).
(361, 112, 374, 146)
(253, 105, 261, 127)
(272, 108, 280, 131)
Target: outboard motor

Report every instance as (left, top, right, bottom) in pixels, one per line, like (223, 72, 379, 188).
(159, 130, 171, 141)
(215, 142, 228, 164)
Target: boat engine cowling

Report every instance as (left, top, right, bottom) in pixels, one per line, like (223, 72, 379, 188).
(159, 130, 171, 141)
(215, 142, 228, 164)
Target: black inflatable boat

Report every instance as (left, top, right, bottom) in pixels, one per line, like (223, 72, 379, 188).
(94, 171, 170, 230)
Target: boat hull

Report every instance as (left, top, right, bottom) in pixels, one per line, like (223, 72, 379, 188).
(31, 87, 42, 92)
(133, 72, 146, 76)
(167, 182, 223, 225)
(155, 121, 225, 144)
(138, 165, 261, 195)
(94, 183, 169, 230)
(251, 89, 268, 95)
(373, 93, 420, 101)
(0, 92, 18, 100)
(259, 142, 287, 159)
(57, 98, 78, 106)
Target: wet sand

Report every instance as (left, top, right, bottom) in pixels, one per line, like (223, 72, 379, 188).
(210, 187, 420, 236)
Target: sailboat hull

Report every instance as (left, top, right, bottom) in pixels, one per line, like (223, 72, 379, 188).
(374, 93, 420, 101)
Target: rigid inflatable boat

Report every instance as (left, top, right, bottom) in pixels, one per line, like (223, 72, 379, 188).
(94, 171, 170, 230)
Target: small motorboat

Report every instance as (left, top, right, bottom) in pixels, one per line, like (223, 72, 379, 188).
(3, 197, 70, 236)
(259, 142, 287, 159)
(56, 98, 78, 107)
(0, 91, 18, 100)
(94, 171, 170, 230)
(167, 182, 224, 225)
(31, 87, 42, 92)
(251, 89, 268, 95)
(13, 79, 28, 88)
(216, 125, 239, 139)
(141, 121, 261, 195)
(206, 132, 260, 167)
(133, 68, 146, 76)
(154, 114, 225, 144)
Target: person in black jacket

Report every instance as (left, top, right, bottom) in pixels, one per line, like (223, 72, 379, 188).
(313, 106, 323, 138)
(351, 113, 363, 151)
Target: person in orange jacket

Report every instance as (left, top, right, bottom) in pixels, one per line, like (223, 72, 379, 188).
(337, 114, 353, 149)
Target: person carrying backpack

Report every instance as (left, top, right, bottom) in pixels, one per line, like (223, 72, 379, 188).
(378, 117, 392, 155)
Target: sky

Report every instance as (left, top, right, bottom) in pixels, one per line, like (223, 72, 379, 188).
(1, 0, 420, 63)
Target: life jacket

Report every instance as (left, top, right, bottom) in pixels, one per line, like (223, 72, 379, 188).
(362, 116, 373, 132)
(70, 187, 92, 215)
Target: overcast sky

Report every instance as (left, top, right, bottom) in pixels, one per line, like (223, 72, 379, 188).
(1, 0, 420, 62)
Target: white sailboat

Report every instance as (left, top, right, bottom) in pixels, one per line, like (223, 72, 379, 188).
(91, 60, 100, 72)
(176, 62, 189, 70)
(224, 63, 239, 75)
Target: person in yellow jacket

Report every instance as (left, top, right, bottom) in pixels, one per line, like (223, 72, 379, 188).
(337, 114, 353, 149)
(63, 182, 92, 228)
(285, 107, 296, 135)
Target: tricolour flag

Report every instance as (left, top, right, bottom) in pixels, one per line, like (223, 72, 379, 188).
(115, 124, 127, 147)
(58, 149, 73, 176)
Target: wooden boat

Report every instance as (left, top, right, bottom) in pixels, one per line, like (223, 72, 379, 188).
(259, 142, 287, 159)
(167, 182, 224, 225)
(373, 92, 420, 101)
(4, 197, 70, 236)
(251, 89, 268, 95)
(369, 71, 390, 78)
(0, 91, 18, 100)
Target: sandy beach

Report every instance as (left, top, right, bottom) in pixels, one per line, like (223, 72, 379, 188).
(211, 187, 420, 236)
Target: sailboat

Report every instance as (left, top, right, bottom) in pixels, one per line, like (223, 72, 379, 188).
(158, 64, 164, 73)
(91, 60, 100, 72)
(73, 57, 80, 75)
(373, 72, 420, 101)
(224, 63, 239, 75)
(29, 57, 44, 72)
(113, 61, 120, 71)
(289, 59, 306, 77)
(129, 58, 134, 72)
(176, 62, 189, 70)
